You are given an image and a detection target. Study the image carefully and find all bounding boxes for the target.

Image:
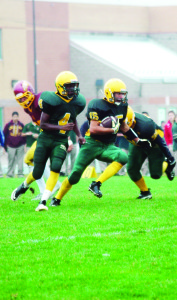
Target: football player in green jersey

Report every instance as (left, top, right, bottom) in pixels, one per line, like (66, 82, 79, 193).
(125, 107, 176, 199)
(50, 78, 151, 206)
(11, 71, 86, 211)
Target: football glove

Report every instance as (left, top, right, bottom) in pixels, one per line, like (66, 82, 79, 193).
(136, 138, 152, 149)
(112, 119, 120, 134)
(167, 156, 176, 167)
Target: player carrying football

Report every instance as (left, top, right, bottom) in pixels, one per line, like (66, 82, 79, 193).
(11, 71, 86, 211)
(50, 78, 151, 206)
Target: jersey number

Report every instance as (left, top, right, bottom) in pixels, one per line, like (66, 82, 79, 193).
(59, 113, 71, 134)
(89, 112, 99, 120)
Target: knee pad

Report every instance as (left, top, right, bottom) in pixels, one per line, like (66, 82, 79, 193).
(127, 164, 141, 182)
(68, 171, 81, 185)
(32, 163, 45, 180)
(51, 158, 63, 173)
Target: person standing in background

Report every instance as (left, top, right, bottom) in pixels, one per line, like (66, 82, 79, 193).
(164, 110, 175, 151)
(22, 121, 40, 151)
(3, 112, 26, 178)
(0, 127, 5, 178)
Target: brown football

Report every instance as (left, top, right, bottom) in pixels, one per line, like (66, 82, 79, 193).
(100, 116, 118, 128)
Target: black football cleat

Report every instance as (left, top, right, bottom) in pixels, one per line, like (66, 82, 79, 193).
(49, 197, 61, 207)
(165, 157, 176, 181)
(11, 183, 29, 201)
(137, 189, 152, 200)
(89, 181, 102, 198)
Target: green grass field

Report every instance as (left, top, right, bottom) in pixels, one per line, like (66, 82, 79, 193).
(0, 175, 177, 300)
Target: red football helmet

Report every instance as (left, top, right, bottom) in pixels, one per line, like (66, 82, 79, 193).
(13, 80, 35, 109)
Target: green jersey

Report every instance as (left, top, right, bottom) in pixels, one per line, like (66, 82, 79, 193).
(39, 91, 86, 140)
(86, 98, 128, 144)
(133, 113, 163, 144)
(133, 113, 156, 140)
(22, 122, 40, 147)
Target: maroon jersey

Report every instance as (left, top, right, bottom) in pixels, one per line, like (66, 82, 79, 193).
(24, 93, 42, 125)
(3, 120, 26, 148)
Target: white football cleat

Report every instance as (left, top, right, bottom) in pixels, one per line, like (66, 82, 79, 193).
(35, 201, 48, 212)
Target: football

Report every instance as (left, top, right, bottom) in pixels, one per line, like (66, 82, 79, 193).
(100, 116, 118, 128)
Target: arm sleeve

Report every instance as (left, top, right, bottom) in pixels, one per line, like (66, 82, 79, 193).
(155, 134, 173, 159)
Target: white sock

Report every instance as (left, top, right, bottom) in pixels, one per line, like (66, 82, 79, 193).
(41, 189, 52, 202)
(36, 177, 46, 194)
(43, 164, 50, 179)
(23, 179, 30, 188)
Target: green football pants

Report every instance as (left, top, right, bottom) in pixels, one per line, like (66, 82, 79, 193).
(69, 136, 128, 185)
(127, 143, 165, 182)
(33, 133, 68, 179)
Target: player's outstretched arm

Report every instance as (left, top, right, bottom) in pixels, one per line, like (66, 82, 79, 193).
(155, 134, 175, 161)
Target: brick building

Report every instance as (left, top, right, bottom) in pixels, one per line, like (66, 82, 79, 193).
(0, 0, 177, 128)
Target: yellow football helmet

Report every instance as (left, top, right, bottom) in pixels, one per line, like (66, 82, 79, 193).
(124, 105, 136, 128)
(104, 78, 128, 105)
(55, 71, 79, 101)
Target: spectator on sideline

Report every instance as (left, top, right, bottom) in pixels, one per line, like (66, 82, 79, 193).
(22, 121, 40, 153)
(3, 112, 26, 178)
(0, 127, 5, 178)
(164, 110, 175, 151)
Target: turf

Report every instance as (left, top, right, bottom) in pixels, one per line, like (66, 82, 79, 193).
(0, 175, 177, 300)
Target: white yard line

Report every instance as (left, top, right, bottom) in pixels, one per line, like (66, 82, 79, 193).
(18, 225, 177, 245)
